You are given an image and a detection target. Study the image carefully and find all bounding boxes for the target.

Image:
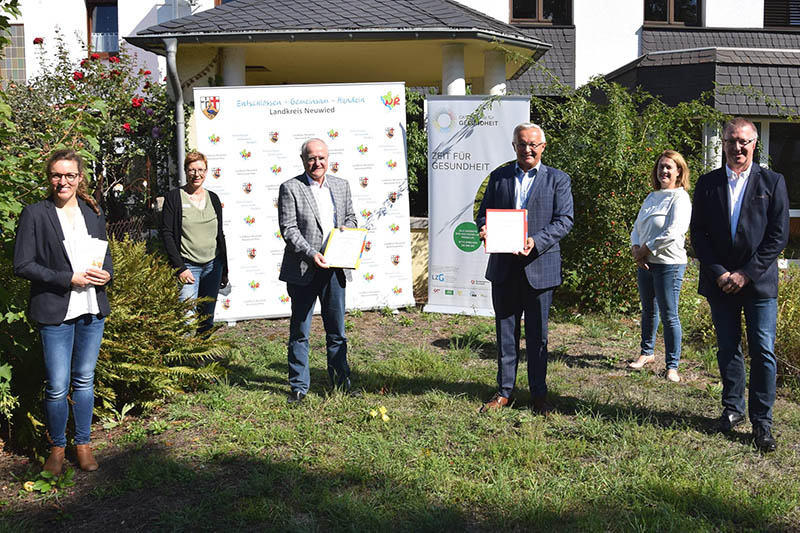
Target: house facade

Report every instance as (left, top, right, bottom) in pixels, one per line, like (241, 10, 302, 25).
(3, 0, 799, 240)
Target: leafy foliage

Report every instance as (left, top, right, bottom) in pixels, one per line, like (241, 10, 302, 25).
(98, 238, 229, 412)
(776, 265, 800, 380)
(405, 88, 429, 216)
(3, 32, 189, 221)
(0, 0, 20, 57)
(532, 79, 724, 312)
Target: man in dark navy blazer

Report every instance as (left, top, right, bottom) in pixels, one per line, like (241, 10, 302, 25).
(475, 122, 574, 414)
(690, 117, 789, 452)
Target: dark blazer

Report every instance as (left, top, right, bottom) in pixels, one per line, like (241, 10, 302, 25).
(690, 165, 789, 300)
(161, 187, 228, 279)
(13, 197, 113, 325)
(476, 162, 574, 289)
(278, 173, 358, 286)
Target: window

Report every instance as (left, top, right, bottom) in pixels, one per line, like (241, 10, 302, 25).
(644, 0, 701, 25)
(764, 0, 800, 27)
(769, 122, 800, 210)
(510, 0, 571, 25)
(0, 24, 26, 84)
(87, 1, 119, 53)
(214, 0, 237, 5)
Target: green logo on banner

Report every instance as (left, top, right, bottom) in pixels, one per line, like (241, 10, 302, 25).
(445, 290, 454, 295)
(453, 222, 482, 252)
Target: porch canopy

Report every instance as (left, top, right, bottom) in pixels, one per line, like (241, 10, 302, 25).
(125, 0, 551, 95)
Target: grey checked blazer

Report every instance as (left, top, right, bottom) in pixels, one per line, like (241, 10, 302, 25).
(475, 162, 574, 289)
(278, 173, 358, 286)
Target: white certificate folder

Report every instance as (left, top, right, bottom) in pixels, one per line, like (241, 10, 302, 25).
(484, 209, 528, 253)
(322, 228, 368, 269)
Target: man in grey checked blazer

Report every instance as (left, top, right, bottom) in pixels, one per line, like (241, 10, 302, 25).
(475, 123, 574, 414)
(278, 138, 358, 403)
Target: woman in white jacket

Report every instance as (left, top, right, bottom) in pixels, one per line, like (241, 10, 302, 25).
(629, 150, 692, 382)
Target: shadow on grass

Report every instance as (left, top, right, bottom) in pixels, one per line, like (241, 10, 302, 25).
(1, 440, 782, 532)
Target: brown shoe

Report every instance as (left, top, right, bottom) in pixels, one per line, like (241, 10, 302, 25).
(75, 444, 98, 471)
(480, 392, 510, 413)
(531, 395, 554, 415)
(43, 446, 65, 476)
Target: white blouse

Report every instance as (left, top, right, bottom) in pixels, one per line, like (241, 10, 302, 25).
(630, 188, 692, 265)
(55, 205, 101, 320)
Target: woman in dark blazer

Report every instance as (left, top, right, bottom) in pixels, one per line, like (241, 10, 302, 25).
(161, 151, 228, 333)
(13, 149, 113, 475)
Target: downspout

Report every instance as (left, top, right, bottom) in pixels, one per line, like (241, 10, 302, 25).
(164, 38, 186, 186)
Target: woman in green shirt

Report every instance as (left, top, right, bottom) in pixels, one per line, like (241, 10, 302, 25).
(161, 152, 228, 333)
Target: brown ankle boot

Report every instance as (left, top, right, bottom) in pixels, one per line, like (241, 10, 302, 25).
(75, 444, 98, 471)
(43, 446, 65, 476)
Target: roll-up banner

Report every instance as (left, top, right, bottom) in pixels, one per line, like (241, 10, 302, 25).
(193, 82, 415, 323)
(423, 96, 530, 316)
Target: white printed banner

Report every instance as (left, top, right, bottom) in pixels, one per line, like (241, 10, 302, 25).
(423, 96, 530, 315)
(193, 82, 415, 322)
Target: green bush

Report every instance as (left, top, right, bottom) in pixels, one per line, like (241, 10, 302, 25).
(777, 265, 800, 380)
(678, 261, 715, 348)
(98, 238, 229, 412)
(532, 79, 724, 312)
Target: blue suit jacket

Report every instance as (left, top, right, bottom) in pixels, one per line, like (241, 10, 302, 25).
(690, 165, 789, 300)
(13, 197, 113, 325)
(476, 162, 574, 289)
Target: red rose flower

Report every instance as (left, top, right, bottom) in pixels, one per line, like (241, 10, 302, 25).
(111, 69, 121, 77)
(73, 71, 84, 81)
(122, 123, 132, 133)
(90, 53, 100, 60)
(33, 37, 44, 45)
(80, 59, 89, 67)
(131, 97, 144, 108)
(143, 81, 151, 89)
(108, 56, 120, 63)
(143, 70, 151, 75)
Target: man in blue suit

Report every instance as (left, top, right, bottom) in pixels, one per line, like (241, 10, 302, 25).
(475, 122, 574, 414)
(690, 117, 789, 452)
(278, 138, 358, 404)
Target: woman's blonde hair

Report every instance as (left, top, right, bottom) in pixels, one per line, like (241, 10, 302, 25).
(650, 150, 690, 191)
(45, 149, 99, 214)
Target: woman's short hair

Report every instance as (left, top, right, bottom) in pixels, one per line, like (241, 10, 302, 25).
(650, 150, 691, 191)
(184, 151, 207, 171)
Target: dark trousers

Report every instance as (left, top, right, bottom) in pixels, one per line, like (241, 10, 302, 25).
(491, 267, 553, 398)
(286, 269, 349, 394)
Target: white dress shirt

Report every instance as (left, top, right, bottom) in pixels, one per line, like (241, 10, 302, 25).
(306, 173, 336, 247)
(725, 163, 752, 241)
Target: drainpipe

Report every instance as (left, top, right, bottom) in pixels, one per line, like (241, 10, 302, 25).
(164, 38, 185, 186)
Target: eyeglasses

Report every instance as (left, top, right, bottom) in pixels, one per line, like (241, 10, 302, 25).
(187, 168, 207, 175)
(514, 142, 546, 150)
(50, 172, 80, 182)
(723, 138, 756, 148)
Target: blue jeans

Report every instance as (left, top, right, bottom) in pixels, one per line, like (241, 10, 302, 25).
(286, 269, 349, 394)
(708, 297, 778, 429)
(178, 256, 223, 333)
(637, 263, 686, 369)
(39, 314, 105, 448)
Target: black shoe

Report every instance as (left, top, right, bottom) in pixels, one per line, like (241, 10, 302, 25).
(716, 411, 745, 433)
(753, 426, 777, 453)
(287, 390, 306, 404)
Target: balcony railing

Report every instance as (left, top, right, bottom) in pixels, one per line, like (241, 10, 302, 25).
(91, 32, 119, 53)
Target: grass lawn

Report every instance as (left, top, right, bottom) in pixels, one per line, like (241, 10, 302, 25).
(1, 308, 799, 531)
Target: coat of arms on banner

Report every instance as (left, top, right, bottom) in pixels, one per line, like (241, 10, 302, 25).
(388, 191, 397, 203)
(200, 96, 220, 120)
(247, 248, 256, 259)
(330, 162, 339, 173)
(272, 197, 279, 208)
(242, 182, 252, 194)
(212, 167, 221, 179)
(221, 298, 231, 310)
(269, 131, 279, 143)
(390, 255, 400, 265)
(385, 127, 395, 138)
(364, 241, 372, 252)
(359, 177, 369, 188)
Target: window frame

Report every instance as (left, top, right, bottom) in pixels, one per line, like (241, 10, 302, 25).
(764, 0, 800, 28)
(509, 0, 572, 26)
(643, 0, 702, 26)
(85, 0, 119, 57)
